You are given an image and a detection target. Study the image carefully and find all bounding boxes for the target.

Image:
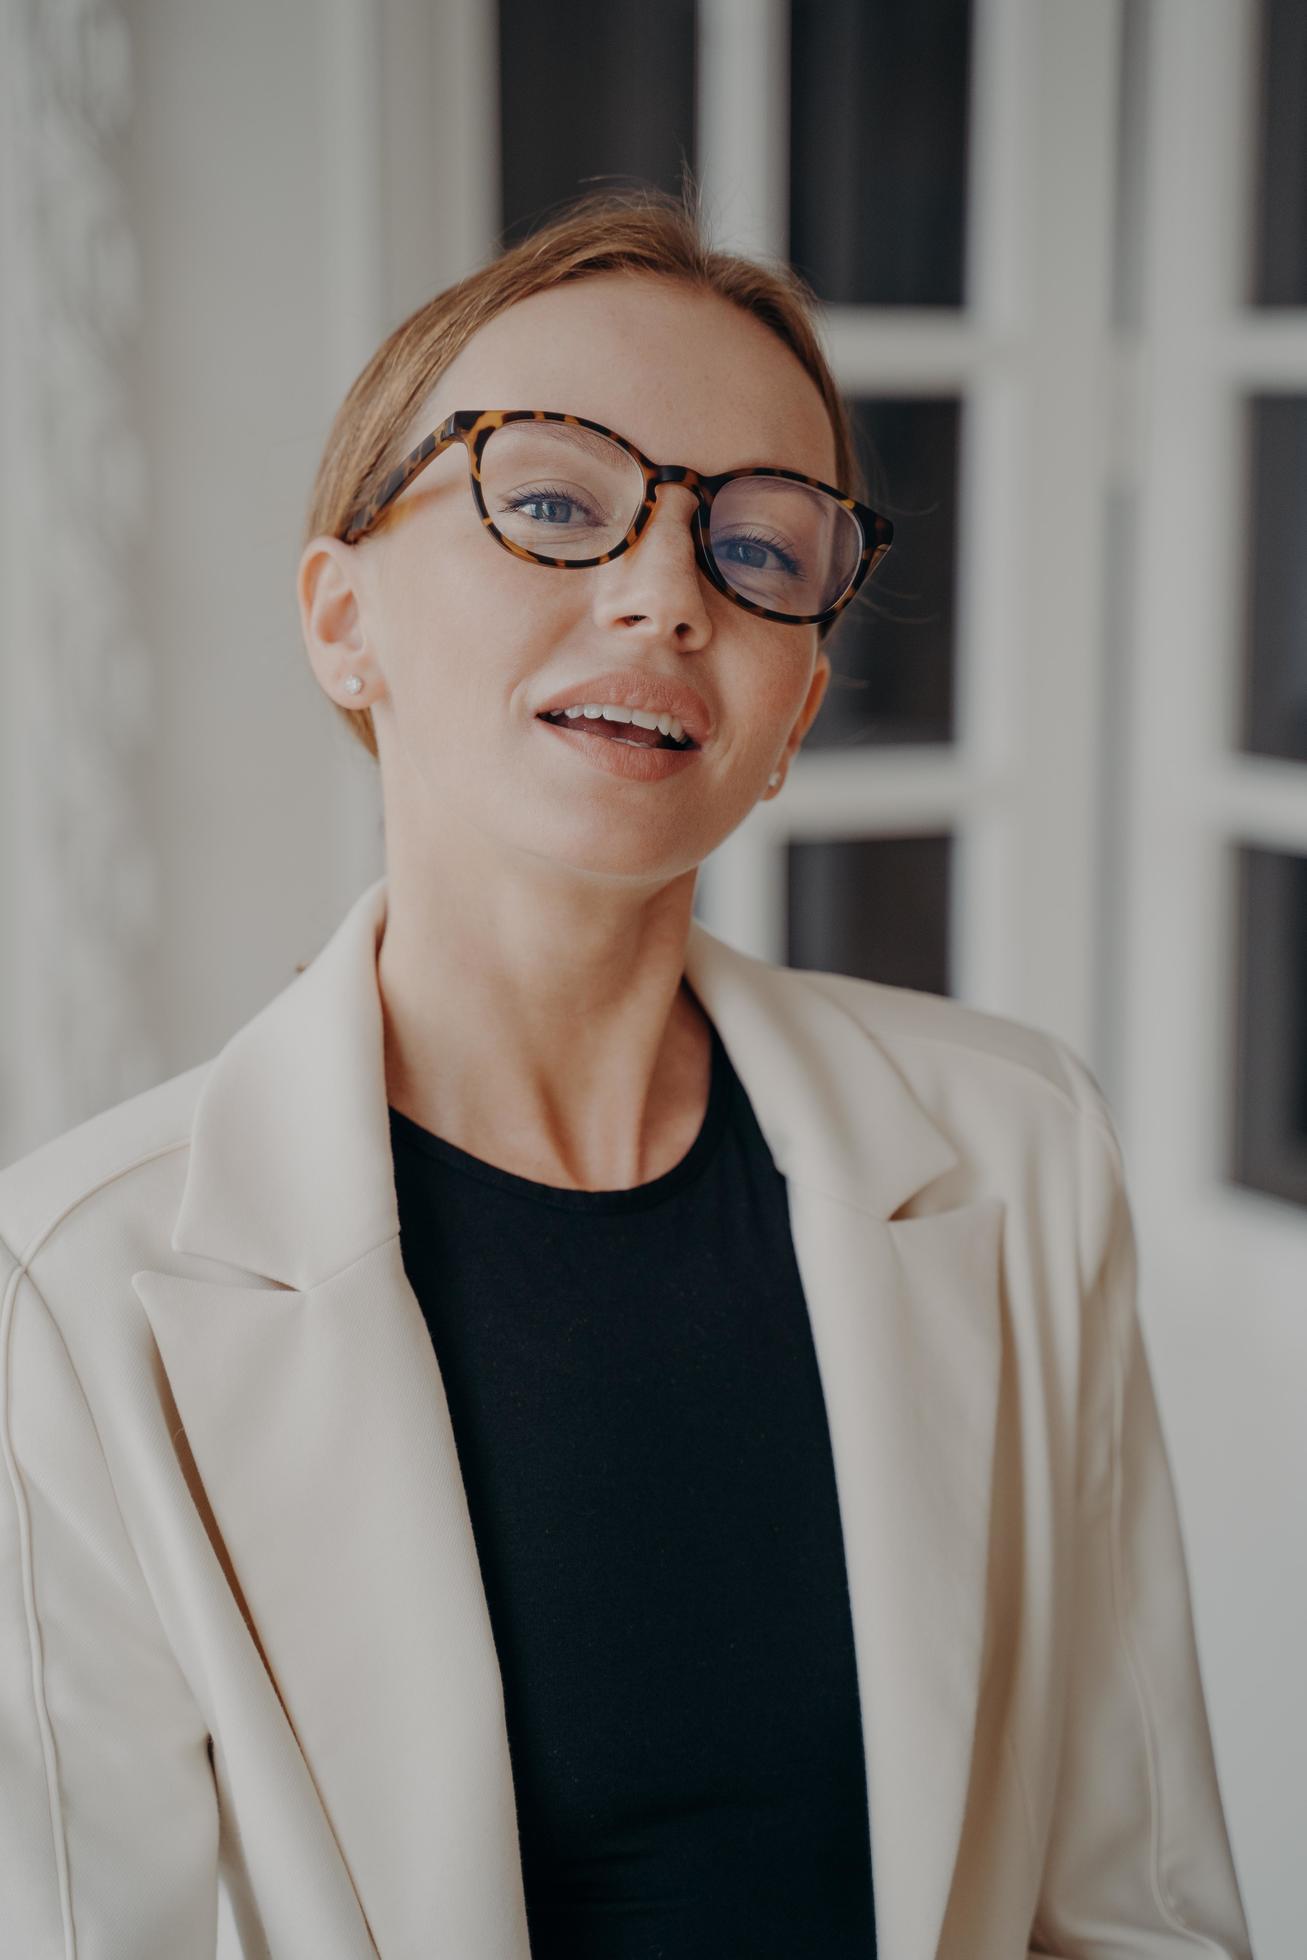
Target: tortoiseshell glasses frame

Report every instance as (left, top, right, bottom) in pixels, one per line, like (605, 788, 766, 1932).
(339, 407, 894, 629)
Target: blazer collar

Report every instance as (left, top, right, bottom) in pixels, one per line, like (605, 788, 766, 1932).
(142, 875, 1000, 1957)
(170, 873, 961, 1285)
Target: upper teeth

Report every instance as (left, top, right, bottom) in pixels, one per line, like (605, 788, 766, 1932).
(558, 703, 688, 743)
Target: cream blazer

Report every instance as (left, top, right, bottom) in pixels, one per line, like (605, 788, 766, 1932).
(0, 874, 1251, 1959)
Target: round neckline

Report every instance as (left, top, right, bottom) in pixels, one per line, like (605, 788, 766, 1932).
(387, 1016, 733, 1212)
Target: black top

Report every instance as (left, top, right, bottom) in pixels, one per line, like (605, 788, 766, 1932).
(389, 1008, 877, 1958)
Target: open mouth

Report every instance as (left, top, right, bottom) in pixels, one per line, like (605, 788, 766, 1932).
(536, 710, 697, 752)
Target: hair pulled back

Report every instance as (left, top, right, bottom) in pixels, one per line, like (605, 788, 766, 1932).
(303, 178, 867, 762)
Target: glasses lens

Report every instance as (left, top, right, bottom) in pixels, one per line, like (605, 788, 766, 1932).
(707, 475, 863, 617)
(480, 421, 642, 560)
(479, 420, 863, 618)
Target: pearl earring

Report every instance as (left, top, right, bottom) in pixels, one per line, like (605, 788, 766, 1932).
(344, 675, 364, 696)
(768, 771, 781, 788)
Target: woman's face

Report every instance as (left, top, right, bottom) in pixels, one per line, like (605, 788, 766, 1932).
(303, 271, 839, 893)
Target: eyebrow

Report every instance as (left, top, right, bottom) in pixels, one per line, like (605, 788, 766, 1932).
(514, 420, 630, 465)
(518, 416, 812, 479)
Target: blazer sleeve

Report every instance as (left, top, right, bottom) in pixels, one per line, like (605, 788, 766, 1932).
(1025, 1050, 1253, 1958)
(0, 1234, 219, 1957)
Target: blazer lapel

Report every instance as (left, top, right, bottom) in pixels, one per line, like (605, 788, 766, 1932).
(133, 1241, 530, 1958)
(685, 919, 1006, 1960)
(132, 876, 1003, 1960)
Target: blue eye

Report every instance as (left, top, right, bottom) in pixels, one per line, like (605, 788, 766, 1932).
(499, 484, 603, 527)
(716, 529, 804, 578)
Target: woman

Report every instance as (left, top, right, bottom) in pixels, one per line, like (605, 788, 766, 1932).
(0, 187, 1251, 1958)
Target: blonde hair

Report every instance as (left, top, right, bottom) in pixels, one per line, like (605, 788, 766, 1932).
(302, 179, 869, 763)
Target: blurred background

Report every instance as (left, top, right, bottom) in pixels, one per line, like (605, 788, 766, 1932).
(1, 0, 1302, 1947)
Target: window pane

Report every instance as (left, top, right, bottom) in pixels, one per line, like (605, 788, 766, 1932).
(1250, 0, 1307, 305)
(785, 834, 953, 994)
(1240, 396, 1307, 763)
(1229, 845, 1307, 1208)
(806, 397, 960, 751)
(789, 0, 973, 306)
(497, 0, 696, 246)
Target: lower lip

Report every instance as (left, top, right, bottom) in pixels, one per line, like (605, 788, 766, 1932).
(535, 716, 701, 780)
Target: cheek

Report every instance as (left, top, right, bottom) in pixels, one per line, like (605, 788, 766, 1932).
(732, 649, 814, 751)
(379, 541, 484, 688)
(385, 551, 578, 738)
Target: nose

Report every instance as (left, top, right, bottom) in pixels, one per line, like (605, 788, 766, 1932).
(596, 481, 713, 637)
(640, 479, 701, 544)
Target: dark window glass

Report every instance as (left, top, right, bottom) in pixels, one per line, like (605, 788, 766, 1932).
(1110, 0, 1152, 332)
(1250, 0, 1307, 305)
(1229, 845, 1307, 1208)
(785, 834, 953, 995)
(497, 0, 696, 246)
(807, 397, 959, 751)
(1239, 396, 1307, 763)
(789, 0, 973, 306)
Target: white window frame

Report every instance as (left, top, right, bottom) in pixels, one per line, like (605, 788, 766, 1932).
(1121, 5, 1306, 1940)
(694, 0, 1125, 1081)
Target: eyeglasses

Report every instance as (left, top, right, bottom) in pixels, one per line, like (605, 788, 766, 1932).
(339, 408, 894, 629)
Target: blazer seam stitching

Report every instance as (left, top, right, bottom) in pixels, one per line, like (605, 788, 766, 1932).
(5, 1238, 200, 1667)
(308, 1230, 403, 1291)
(7, 1136, 191, 1272)
(796, 972, 1119, 1147)
(902, 1031, 1113, 1146)
(1101, 1202, 1215, 1944)
(1, 1230, 208, 1896)
(9, 1149, 401, 1294)
(782, 1172, 1007, 1223)
(0, 1238, 77, 1956)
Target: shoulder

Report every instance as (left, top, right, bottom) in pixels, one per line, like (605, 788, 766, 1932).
(785, 962, 1116, 1132)
(772, 966, 1133, 1302)
(0, 1060, 210, 1272)
(778, 963, 1128, 1237)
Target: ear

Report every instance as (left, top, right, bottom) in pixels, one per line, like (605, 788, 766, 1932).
(297, 534, 383, 707)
